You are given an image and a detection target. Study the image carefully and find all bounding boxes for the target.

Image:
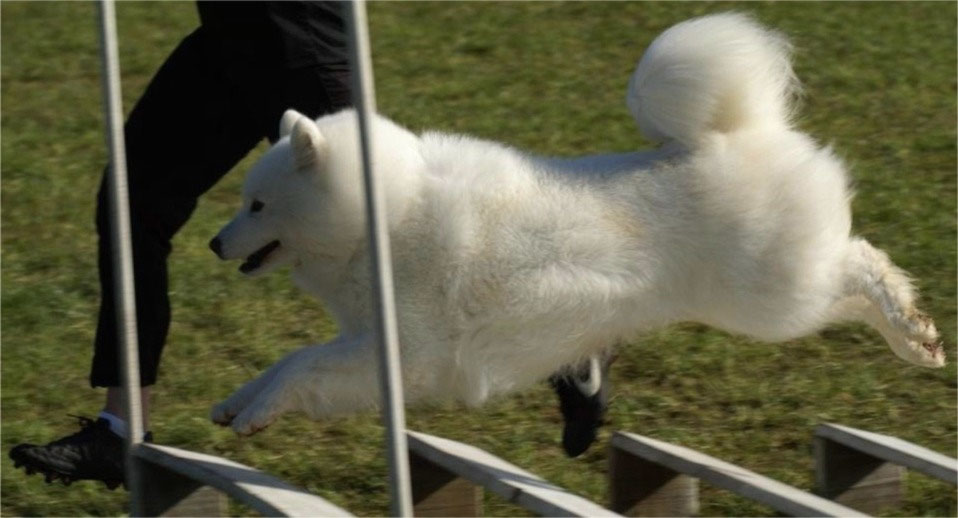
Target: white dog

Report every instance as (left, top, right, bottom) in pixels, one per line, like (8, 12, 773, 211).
(210, 13, 944, 436)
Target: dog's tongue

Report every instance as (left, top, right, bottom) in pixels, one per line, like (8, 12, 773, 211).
(240, 240, 280, 273)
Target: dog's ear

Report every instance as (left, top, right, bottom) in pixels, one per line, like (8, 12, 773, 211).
(279, 109, 306, 139)
(291, 117, 327, 171)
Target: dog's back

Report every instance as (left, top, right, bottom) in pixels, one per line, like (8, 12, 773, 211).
(401, 12, 941, 402)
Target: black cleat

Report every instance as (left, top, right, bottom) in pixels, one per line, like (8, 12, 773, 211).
(8, 416, 151, 490)
(551, 353, 614, 457)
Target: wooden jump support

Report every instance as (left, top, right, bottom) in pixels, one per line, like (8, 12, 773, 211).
(609, 431, 867, 517)
(120, 422, 957, 517)
(408, 430, 621, 517)
(134, 443, 352, 517)
(132, 431, 622, 517)
(814, 423, 958, 514)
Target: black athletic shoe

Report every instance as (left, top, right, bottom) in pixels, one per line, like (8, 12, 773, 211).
(8, 416, 151, 490)
(551, 353, 614, 458)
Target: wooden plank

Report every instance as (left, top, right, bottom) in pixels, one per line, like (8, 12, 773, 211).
(609, 443, 699, 516)
(410, 449, 483, 516)
(138, 454, 207, 517)
(162, 486, 227, 517)
(813, 436, 904, 514)
(135, 443, 352, 517)
(611, 432, 868, 517)
(815, 423, 958, 484)
(407, 431, 621, 517)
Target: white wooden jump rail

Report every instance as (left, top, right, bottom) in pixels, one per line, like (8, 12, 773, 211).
(134, 443, 353, 517)
(407, 431, 620, 517)
(609, 431, 868, 517)
(142, 422, 956, 517)
(139, 430, 621, 517)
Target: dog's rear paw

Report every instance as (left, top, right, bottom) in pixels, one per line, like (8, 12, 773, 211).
(900, 310, 939, 344)
(919, 340, 947, 367)
(889, 337, 946, 368)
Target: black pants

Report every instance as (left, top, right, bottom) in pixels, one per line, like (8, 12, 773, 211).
(90, 7, 351, 387)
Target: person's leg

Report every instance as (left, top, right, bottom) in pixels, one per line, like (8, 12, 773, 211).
(103, 387, 152, 433)
(89, 28, 269, 395)
(9, 26, 274, 488)
(12, 2, 356, 483)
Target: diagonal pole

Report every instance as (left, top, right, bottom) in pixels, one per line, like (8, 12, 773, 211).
(345, 1, 414, 516)
(95, 1, 145, 514)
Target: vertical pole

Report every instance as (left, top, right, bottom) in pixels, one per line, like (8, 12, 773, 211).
(96, 1, 144, 514)
(345, 1, 414, 516)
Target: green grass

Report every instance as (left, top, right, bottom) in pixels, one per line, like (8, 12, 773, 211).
(2, 2, 955, 516)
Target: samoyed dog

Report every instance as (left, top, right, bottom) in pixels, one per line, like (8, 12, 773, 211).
(210, 13, 944, 436)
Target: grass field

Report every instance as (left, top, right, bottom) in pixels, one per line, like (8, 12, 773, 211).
(2, 2, 955, 516)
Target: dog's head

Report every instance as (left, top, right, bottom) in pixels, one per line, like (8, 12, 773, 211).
(210, 109, 367, 276)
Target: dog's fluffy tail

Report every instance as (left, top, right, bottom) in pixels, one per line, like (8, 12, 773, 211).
(627, 13, 798, 148)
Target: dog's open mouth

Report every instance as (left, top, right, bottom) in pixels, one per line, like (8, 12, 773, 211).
(240, 240, 281, 273)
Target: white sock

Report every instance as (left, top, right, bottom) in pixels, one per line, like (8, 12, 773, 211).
(98, 411, 129, 439)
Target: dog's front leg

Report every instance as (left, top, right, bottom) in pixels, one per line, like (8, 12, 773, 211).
(225, 334, 379, 436)
(210, 346, 308, 427)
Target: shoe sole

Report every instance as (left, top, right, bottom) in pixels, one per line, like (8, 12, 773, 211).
(11, 454, 123, 490)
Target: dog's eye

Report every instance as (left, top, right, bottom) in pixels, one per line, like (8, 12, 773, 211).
(250, 200, 265, 213)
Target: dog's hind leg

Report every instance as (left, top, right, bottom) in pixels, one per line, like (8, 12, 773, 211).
(551, 351, 616, 458)
(833, 237, 944, 367)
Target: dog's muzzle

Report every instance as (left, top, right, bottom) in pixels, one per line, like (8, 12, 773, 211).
(239, 240, 281, 273)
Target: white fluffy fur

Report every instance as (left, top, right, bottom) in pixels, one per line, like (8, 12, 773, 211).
(210, 13, 943, 436)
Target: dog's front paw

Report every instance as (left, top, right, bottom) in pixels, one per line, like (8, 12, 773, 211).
(210, 401, 238, 427)
(211, 373, 276, 427)
(210, 390, 255, 427)
(230, 402, 281, 436)
(227, 377, 296, 436)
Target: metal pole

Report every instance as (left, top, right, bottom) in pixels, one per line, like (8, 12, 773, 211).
(96, 1, 145, 514)
(345, 1, 413, 516)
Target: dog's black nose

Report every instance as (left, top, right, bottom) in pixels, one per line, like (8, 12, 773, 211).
(209, 237, 223, 258)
